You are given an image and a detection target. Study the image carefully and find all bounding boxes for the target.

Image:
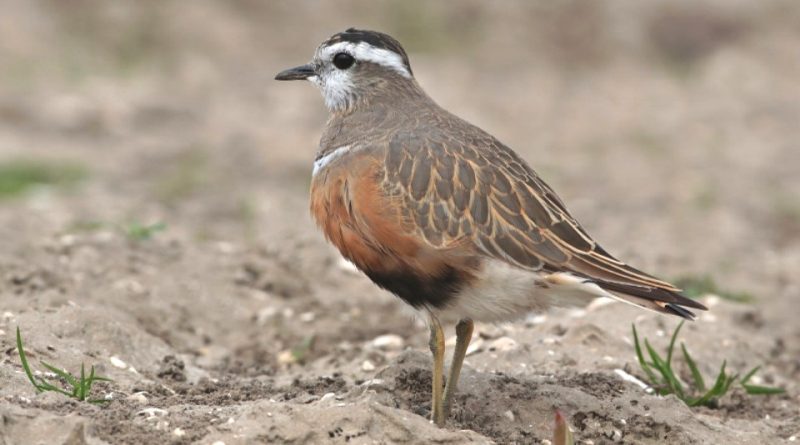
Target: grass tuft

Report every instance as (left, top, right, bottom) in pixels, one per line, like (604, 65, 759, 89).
(291, 335, 316, 363)
(0, 160, 87, 199)
(632, 322, 783, 407)
(16, 327, 112, 403)
(123, 221, 167, 241)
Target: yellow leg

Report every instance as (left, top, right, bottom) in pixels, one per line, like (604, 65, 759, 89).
(443, 318, 473, 419)
(428, 314, 446, 426)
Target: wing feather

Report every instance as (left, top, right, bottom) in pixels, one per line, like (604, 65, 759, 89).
(381, 128, 706, 313)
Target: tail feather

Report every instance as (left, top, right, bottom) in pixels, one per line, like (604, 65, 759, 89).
(594, 279, 707, 320)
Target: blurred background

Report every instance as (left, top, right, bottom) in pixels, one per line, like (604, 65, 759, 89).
(2, 1, 799, 279)
(0, 1, 799, 442)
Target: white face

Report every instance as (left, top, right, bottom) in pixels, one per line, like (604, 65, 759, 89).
(307, 41, 411, 111)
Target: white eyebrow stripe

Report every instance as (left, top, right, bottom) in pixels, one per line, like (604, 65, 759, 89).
(319, 41, 411, 78)
(313, 145, 352, 176)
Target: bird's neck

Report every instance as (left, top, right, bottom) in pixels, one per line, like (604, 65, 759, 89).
(330, 77, 433, 118)
(323, 86, 430, 144)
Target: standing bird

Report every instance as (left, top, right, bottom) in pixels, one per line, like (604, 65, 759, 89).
(275, 28, 706, 426)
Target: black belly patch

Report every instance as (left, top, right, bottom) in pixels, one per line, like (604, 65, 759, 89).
(363, 265, 467, 309)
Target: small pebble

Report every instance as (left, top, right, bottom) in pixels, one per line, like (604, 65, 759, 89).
(465, 338, 484, 356)
(360, 378, 385, 387)
(136, 407, 168, 419)
(216, 241, 235, 254)
(110, 356, 128, 368)
(299, 312, 316, 322)
(503, 410, 515, 422)
(488, 337, 517, 352)
(256, 307, 278, 324)
(277, 350, 296, 365)
(127, 392, 148, 404)
(371, 334, 404, 350)
(361, 360, 376, 371)
(172, 428, 185, 437)
(59, 234, 77, 246)
(700, 313, 718, 323)
(212, 441, 226, 445)
(320, 392, 337, 402)
(525, 314, 548, 326)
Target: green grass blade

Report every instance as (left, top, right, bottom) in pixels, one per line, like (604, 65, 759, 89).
(16, 327, 44, 392)
(681, 343, 706, 392)
(632, 325, 660, 384)
(742, 384, 785, 395)
(90, 376, 113, 382)
(34, 377, 57, 391)
(643, 339, 667, 376)
(723, 372, 739, 394)
(642, 337, 670, 393)
(740, 366, 760, 385)
(35, 378, 75, 397)
(708, 361, 728, 396)
(77, 363, 87, 401)
(693, 360, 729, 406)
(85, 366, 96, 395)
(738, 366, 785, 395)
(16, 327, 112, 404)
(666, 321, 684, 366)
(645, 339, 685, 398)
(40, 361, 79, 387)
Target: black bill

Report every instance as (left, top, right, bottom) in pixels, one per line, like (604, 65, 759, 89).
(275, 64, 316, 81)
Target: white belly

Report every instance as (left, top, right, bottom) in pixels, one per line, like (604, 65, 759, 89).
(432, 260, 609, 323)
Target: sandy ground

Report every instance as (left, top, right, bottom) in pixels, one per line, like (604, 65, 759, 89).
(1, 1, 799, 444)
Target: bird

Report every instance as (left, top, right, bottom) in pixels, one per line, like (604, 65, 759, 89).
(275, 28, 707, 427)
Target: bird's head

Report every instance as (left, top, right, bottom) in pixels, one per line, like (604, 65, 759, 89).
(275, 28, 416, 112)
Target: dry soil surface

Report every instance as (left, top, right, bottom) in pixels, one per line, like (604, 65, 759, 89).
(1, 2, 799, 444)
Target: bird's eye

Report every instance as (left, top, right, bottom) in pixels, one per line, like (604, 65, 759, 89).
(333, 52, 355, 70)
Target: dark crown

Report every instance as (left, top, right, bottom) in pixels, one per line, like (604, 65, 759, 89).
(324, 28, 413, 75)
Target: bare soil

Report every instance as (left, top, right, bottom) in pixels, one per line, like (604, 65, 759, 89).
(1, 2, 799, 444)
